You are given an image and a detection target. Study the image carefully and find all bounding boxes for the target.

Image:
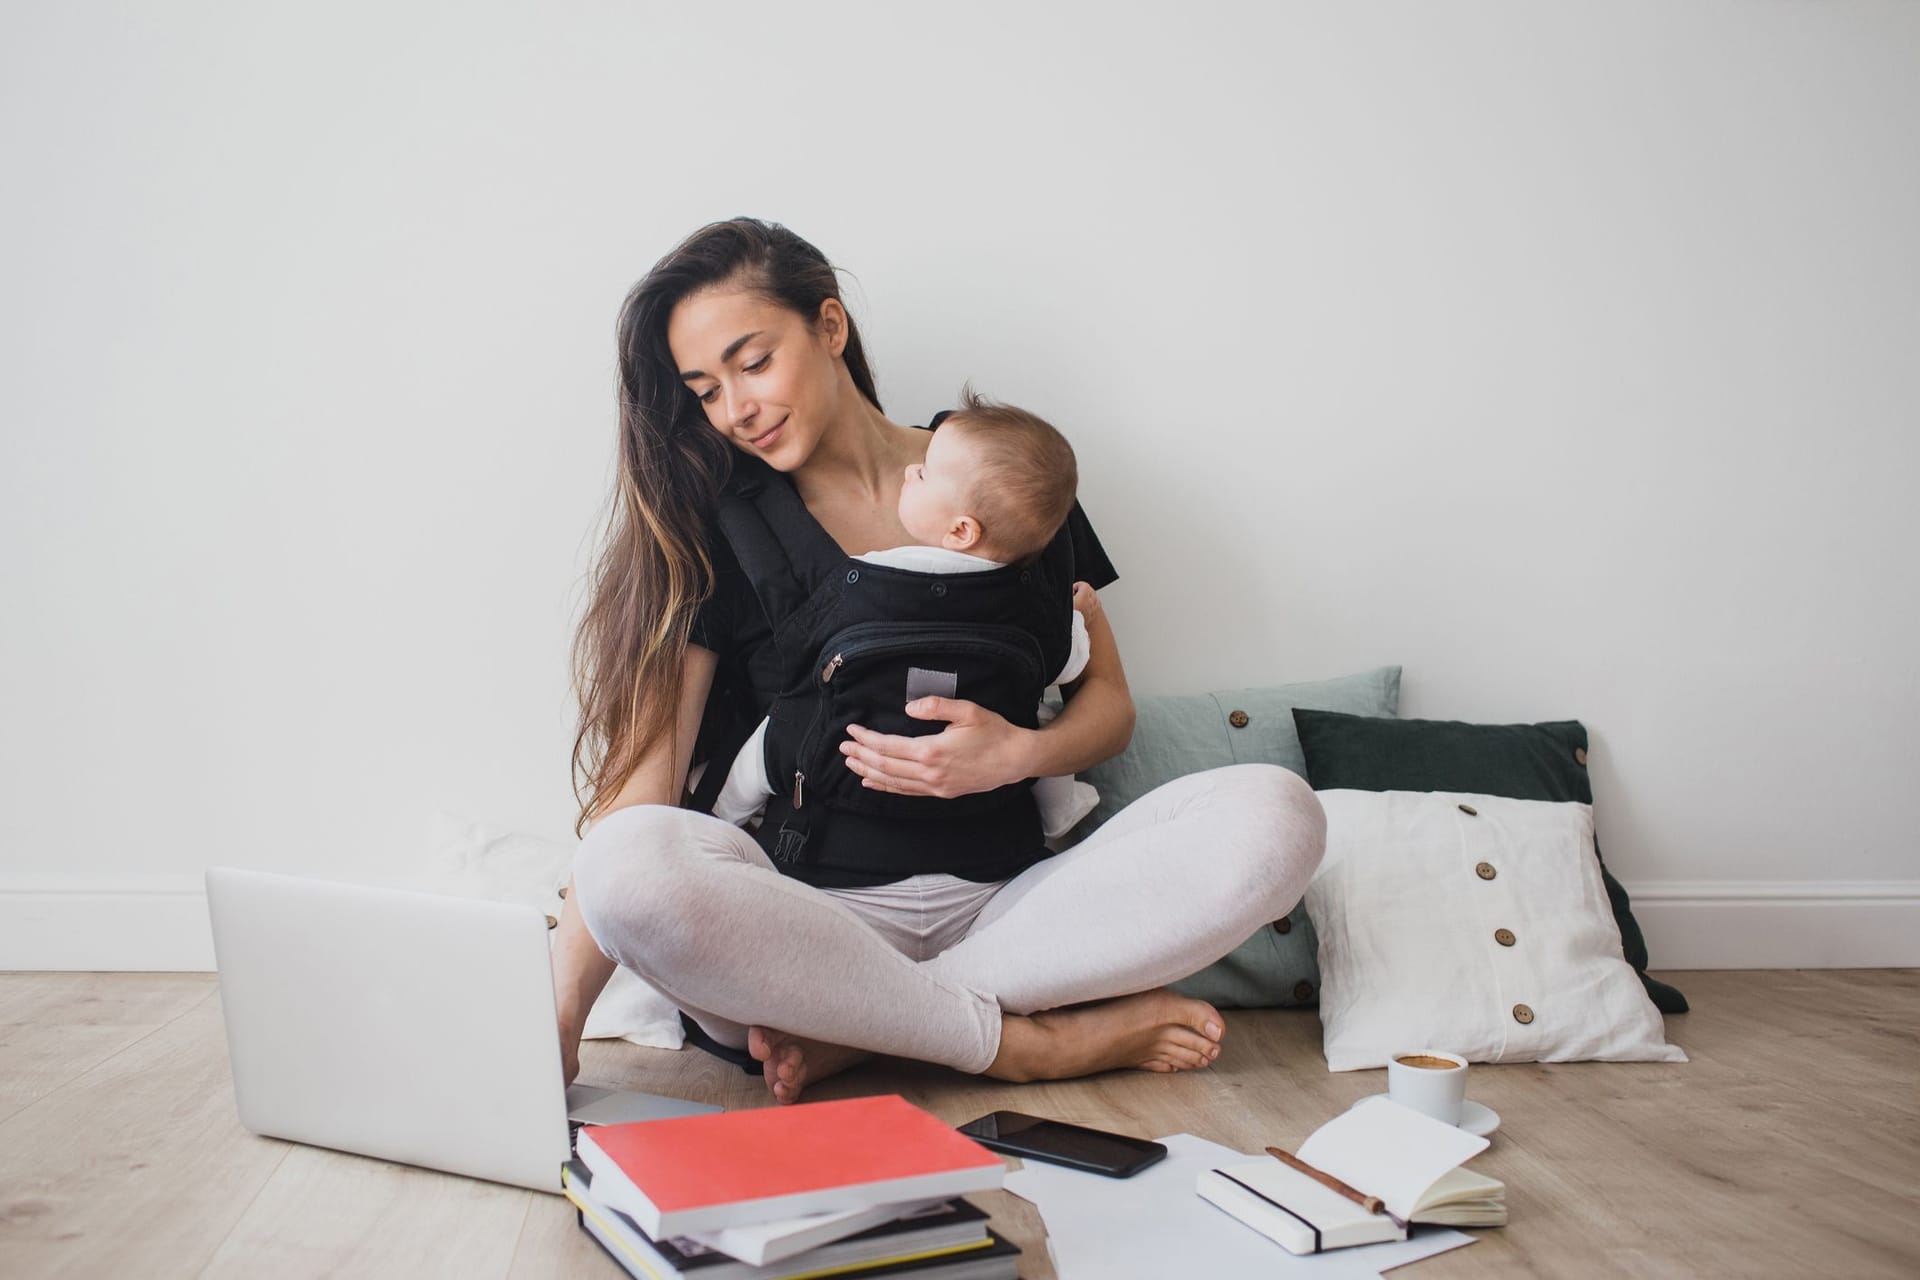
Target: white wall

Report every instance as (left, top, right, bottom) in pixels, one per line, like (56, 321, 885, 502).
(4, 1, 1916, 969)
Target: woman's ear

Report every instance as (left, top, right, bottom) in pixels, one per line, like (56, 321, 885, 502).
(816, 297, 850, 358)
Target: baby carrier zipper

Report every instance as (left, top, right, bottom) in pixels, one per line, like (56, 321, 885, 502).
(789, 651, 847, 811)
(788, 650, 845, 812)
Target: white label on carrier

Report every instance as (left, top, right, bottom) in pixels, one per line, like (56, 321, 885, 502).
(905, 667, 958, 703)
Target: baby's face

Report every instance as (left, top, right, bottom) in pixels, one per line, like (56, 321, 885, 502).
(898, 425, 985, 550)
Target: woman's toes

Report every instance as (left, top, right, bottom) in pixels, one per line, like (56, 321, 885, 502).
(751, 1030, 807, 1102)
(1164, 1026, 1220, 1059)
(1159, 993, 1225, 1046)
(774, 1043, 802, 1085)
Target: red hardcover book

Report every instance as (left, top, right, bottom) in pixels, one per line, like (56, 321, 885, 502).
(575, 1095, 1006, 1239)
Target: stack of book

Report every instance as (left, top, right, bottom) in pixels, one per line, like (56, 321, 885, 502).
(564, 1094, 1021, 1280)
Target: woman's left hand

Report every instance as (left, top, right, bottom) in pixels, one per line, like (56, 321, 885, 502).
(840, 698, 1034, 798)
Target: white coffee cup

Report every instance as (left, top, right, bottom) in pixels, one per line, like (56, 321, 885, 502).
(1386, 1049, 1469, 1126)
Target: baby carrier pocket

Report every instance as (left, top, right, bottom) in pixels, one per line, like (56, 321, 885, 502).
(763, 619, 1046, 863)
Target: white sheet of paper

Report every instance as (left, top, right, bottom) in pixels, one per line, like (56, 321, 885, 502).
(1296, 1100, 1490, 1222)
(1004, 1133, 1475, 1279)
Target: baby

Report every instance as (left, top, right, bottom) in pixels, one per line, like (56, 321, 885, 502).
(712, 393, 1101, 839)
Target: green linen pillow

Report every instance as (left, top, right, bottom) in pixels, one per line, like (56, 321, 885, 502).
(1073, 666, 1402, 1008)
(1289, 708, 1687, 1014)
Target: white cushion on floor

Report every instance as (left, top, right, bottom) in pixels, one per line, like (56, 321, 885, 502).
(424, 811, 684, 1049)
(1307, 790, 1685, 1071)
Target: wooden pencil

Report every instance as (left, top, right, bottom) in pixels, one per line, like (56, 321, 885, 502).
(1264, 1146, 1386, 1216)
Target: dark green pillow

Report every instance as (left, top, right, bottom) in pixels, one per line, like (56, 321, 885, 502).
(1289, 709, 1687, 1014)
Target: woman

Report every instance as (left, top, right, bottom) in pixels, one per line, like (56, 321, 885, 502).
(556, 218, 1325, 1104)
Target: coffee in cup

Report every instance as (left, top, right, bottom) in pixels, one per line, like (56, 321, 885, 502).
(1386, 1048, 1468, 1125)
(1394, 1054, 1459, 1070)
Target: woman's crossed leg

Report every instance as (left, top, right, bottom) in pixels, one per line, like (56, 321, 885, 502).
(572, 762, 1324, 1102)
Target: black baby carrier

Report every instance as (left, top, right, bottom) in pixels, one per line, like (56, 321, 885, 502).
(686, 445, 1079, 890)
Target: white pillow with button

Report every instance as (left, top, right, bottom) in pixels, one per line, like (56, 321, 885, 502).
(1306, 790, 1686, 1071)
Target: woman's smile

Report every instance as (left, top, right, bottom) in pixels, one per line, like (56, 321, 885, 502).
(748, 419, 786, 450)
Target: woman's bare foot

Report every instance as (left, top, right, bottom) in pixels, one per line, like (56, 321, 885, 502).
(748, 1025, 872, 1105)
(986, 989, 1225, 1082)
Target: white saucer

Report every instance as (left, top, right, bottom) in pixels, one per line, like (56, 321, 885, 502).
(1351, 1093, 1501, 1138)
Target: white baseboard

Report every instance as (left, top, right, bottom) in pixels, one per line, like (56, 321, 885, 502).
(1622, 880, 1920, 970)
(3, 876, 1918, 973)
(0, 876, 215, 972)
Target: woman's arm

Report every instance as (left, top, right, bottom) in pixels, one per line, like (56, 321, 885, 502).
(553, 643, 716, 1084)
(1032, 580, 1134, 772)
(839, 582, 1134, 798)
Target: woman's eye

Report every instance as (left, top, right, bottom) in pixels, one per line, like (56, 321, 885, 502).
(697, 388, 718, 404)
(745, 355, 770, 373)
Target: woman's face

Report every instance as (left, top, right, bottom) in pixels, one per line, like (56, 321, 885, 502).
(666, 286, 846, 470)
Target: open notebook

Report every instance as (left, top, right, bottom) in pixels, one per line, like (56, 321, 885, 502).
(1197, 1100, 1505, 1254)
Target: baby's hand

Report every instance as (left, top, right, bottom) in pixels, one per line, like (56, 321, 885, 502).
(1071, 580, 1102, 622)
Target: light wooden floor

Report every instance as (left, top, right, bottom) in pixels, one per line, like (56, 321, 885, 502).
(2, 970, 1916, 1279)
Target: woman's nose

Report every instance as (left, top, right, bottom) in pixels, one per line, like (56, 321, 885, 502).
(724, 386, 755, 429)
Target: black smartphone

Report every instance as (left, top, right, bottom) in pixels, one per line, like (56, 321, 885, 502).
(957, 1110, 1168, 1178)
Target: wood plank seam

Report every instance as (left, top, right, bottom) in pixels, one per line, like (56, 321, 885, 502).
(0, 981, 221, 1129)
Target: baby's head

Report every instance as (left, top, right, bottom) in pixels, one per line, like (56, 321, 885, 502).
(899, 389, 1077, 564)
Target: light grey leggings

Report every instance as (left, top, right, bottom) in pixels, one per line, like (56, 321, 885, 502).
(573, 762, 1326, 1075)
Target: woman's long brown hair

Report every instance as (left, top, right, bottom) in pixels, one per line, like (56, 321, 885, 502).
(570, 218, 885, 833)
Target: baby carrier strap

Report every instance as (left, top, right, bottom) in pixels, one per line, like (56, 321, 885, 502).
(712, 456, 846, 628)
(685, 458, 848, 820)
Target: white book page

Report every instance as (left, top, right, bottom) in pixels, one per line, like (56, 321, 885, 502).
(1295, 1100, 1489, 1221)
(683, 1198, 946, 1266)
(1424, 1166, 1504, 1207)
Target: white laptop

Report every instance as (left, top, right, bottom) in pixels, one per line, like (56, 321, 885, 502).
(205, 866, 720, 1193)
